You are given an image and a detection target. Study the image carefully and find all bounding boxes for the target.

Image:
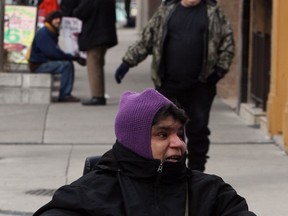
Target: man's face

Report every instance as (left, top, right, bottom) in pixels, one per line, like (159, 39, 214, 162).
(181, 0, 201, 7)
(51, 17, 61, 29)
(151, 116, 186, 162)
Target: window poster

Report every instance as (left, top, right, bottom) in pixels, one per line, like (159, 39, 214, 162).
(4, 5, 37, 64)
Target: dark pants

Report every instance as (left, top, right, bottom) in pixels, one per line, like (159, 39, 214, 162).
(36, 61, 75, 99)
(125, 0, 131, 20)
(157, 82, 216, 171)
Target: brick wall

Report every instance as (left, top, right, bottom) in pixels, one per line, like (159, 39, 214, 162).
(217, 0, 242, 106)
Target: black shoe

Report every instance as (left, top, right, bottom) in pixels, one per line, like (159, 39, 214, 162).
(124, 18, 135, 28)
(82, 96, 106, 106)
(58, 95, 80, 103)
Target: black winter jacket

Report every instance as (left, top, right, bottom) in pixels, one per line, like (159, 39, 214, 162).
(34, 142, 256, 216)
(73, 0, 118, 51)
(60, 0, 79, 17)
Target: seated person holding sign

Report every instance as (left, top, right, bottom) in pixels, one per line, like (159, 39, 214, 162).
(28, 10, 84, 102)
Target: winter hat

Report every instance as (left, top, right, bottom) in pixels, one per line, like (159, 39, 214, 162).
(115, 88, 173, 159)
(45, 10, 63, 24)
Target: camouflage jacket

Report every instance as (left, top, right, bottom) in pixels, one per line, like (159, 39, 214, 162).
(123, 0, 235, 87)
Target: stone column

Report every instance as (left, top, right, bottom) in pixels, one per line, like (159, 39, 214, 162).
(136, 0, 161, 32)
(267, 0, 288, 152)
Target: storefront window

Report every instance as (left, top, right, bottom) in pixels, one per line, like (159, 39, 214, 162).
(6, 0, 37, 5)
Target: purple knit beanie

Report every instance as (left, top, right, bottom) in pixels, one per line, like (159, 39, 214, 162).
(115, 88, 173, 158)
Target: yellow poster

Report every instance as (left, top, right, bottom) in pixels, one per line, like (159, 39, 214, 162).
(4, 5, 37, 64)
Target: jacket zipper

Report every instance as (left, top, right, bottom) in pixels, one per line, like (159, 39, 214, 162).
(157, 162, 163, 173)
(153, 162, 164, 214)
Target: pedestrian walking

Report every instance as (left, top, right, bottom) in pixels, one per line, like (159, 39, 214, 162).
(33, 88, 255, 216)
(114, 0, 235, 171)
(123, 0, 134, 28)
(73, 0, 118, 106)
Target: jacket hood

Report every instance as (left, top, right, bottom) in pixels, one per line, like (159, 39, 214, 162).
(115, 88, 172, 159)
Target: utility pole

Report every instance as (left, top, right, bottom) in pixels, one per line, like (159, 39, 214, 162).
(0, 0, 5, 72)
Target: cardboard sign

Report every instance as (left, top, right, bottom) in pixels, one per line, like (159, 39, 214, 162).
(59, 17, 82, 56)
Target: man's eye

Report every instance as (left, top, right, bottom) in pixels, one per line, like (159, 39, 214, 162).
(159, 133, 167, 138)
(178, 131, 185, 140)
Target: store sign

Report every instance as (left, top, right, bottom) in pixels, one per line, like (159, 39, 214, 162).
(4, 5, 37, 64)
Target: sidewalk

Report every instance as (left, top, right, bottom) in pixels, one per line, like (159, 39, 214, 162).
(0, 28, 287, 216)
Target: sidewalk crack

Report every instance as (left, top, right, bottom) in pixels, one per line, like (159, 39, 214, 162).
(65, 145, 74, 184)
(41, 105, 50, 144)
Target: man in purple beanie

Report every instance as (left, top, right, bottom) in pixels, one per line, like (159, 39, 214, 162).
(33, 88, 255, 216)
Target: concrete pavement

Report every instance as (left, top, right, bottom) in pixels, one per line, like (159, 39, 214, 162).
(0, 28, 287, 216)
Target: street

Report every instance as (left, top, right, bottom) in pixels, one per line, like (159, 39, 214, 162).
(0, 28, 287, 216)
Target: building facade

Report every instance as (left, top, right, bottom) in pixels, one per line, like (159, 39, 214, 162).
(219, 0, 288, 153)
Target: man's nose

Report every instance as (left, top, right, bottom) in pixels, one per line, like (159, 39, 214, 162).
(169, 134, 185, 147)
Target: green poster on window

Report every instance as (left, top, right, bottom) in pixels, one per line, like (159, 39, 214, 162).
(4, 5, 37, 64)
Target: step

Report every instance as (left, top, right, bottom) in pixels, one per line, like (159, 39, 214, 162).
(239, 103, 266, 125)
(0, 72, 53, 104)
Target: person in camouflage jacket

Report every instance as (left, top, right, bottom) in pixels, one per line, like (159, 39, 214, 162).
(115, 0, 235, 171)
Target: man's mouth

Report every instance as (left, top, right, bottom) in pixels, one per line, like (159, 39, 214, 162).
(165, 155, 181, 163)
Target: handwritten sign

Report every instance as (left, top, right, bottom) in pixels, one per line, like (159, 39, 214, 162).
(60, 17, 85, 58)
